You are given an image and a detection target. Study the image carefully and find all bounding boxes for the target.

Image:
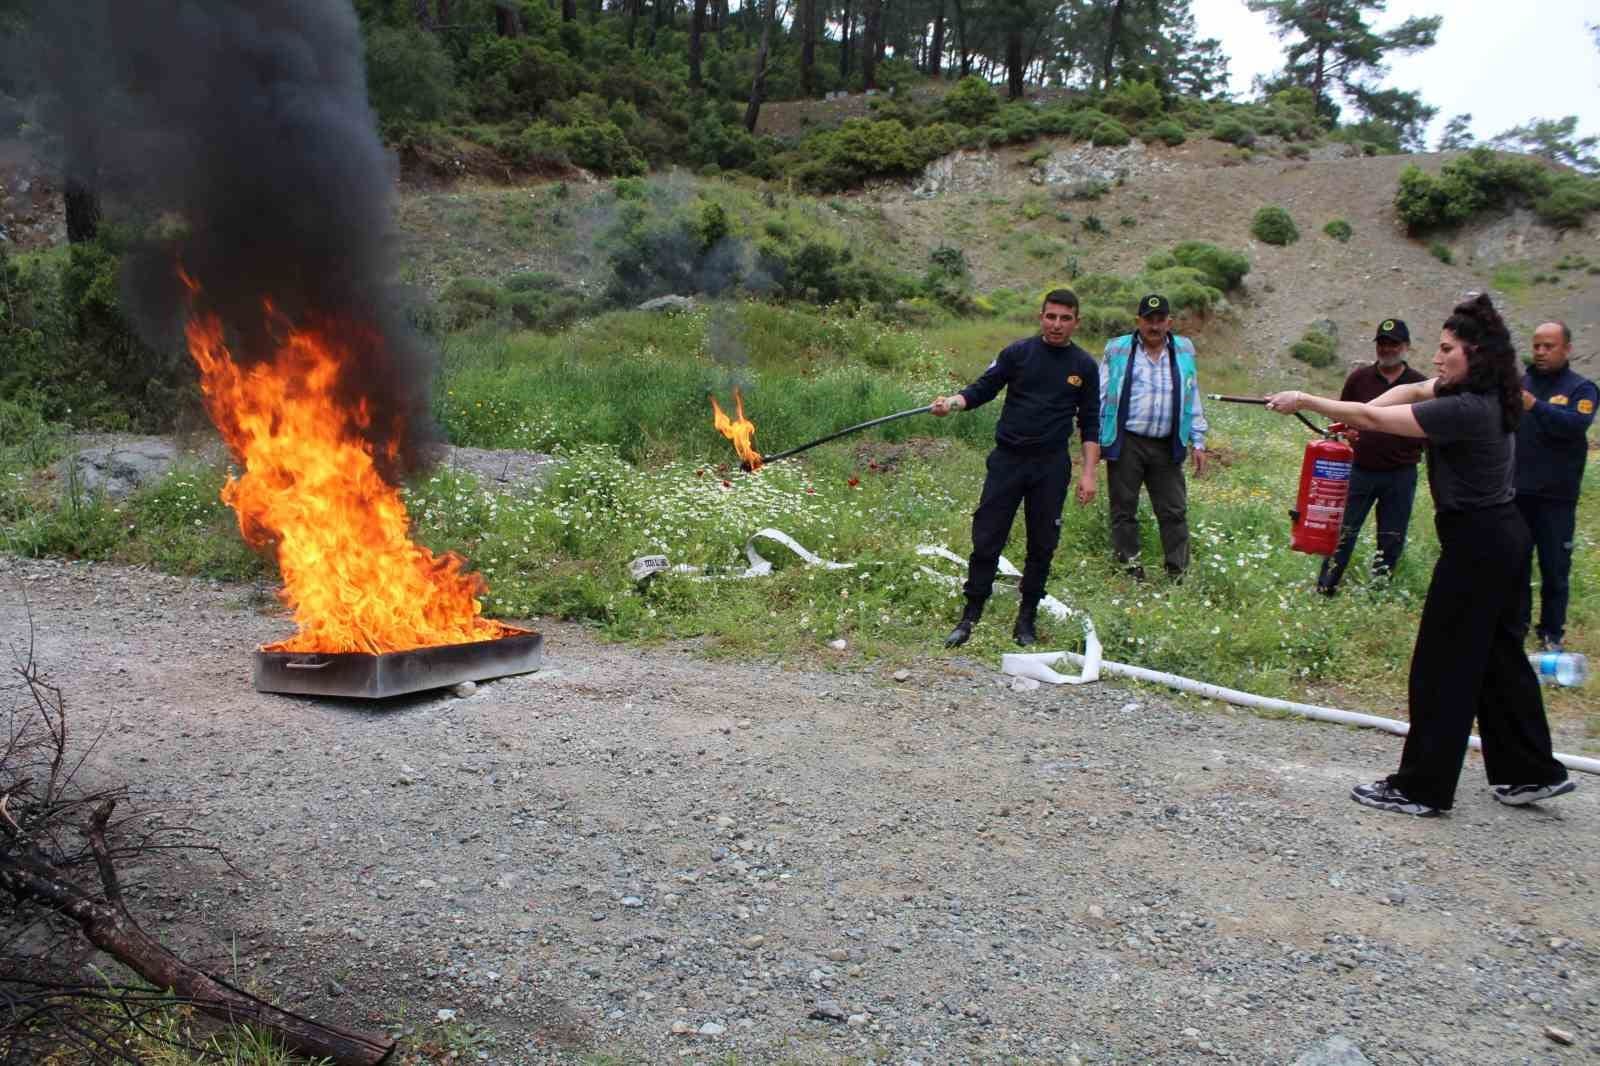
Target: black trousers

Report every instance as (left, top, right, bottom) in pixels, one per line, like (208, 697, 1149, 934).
(964, 447, 1071, 606)
(1515, 494, 1578, 645)
(1389, 503, 1567, 810)
(1317, 464, 1418, 591)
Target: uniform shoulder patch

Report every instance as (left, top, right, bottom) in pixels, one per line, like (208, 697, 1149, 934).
(1068, 374, 1083, 387)
(1550, 394, 1569, 406)
(1579, 398, 1595, 415)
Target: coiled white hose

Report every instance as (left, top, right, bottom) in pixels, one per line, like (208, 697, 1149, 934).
(629, 533, 1599, 775)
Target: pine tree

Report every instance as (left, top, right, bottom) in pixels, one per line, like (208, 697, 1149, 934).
(1247, 0, 1439, 129)
(1435, 113, 1473, 151)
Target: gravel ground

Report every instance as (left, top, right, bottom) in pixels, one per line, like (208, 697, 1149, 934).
(5, 555, 1596, 1065)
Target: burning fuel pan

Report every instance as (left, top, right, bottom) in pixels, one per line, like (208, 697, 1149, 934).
(252, 628, 543, 699)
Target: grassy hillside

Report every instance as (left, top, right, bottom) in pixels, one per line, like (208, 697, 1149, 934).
(2, 125, 1596, 737)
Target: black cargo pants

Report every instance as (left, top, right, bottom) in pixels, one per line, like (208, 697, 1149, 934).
(963, 445, 1071, 607)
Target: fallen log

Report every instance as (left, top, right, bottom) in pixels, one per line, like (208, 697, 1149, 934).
(0, 798, 394, 1066)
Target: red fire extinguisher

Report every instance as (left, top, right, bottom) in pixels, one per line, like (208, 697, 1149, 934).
(1289, 426, 1355, 556)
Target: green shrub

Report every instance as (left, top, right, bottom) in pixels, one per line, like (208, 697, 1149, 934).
(1428, 241, 1453, 264)
(1534, 179, 1600, 229)
(1284, 142, 1310, 159)
(992, 103, 1042, 144)
(1065, 109, 1116, 141)
(1143, 119, 1186, 147)
(1322, 218, 1353, 242)
(1212, 116, 1256, 147)
(556, 120, 646, 175)
(1251, 205, 1299, 245)
(1078, 304, 1135, 337)
(789, 118, 953, 192)
(942, 75, 1000, 126)
(1082, 215, 1106, 234)
(1090, 120, 1132, 147)
(1104, 80, 1164, 123)
(364, 25, 457, 126)
(1393, 148, 1600, 234)
(1290, 328, 1337, 368)
(1169, 241, 1250, 291)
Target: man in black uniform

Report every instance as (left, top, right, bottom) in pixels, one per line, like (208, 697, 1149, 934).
(1515, 320, 1596, 651)
(931, 289, 1101, 648)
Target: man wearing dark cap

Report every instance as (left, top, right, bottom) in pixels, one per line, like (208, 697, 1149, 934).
(931, 289, 1101, 648)
(1098, 294, 1209, 580)
(1515, 321, 1596, 651)
(1314, 318, 1428, 595)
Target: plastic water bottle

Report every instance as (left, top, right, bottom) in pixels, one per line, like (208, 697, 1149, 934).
(1528, 652, 1588, 687)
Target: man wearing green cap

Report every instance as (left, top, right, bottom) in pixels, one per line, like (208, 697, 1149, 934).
(1097, 294, 1209, 580)
(1315, 317, 1427, 595)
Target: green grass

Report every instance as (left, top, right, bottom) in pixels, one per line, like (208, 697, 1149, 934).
(1, 303, 1593, 723)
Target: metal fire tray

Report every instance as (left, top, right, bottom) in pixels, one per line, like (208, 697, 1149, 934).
(252, 629, 543, 699)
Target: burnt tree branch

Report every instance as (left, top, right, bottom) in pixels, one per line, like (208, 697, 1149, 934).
(3, 799, 394, 1066)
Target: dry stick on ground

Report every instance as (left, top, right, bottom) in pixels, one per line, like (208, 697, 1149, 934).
(0, 626, 395, 1066)
(1, 800, 394, 1066)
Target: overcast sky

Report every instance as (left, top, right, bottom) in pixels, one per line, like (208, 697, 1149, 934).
(1191, 0, 1600, 146)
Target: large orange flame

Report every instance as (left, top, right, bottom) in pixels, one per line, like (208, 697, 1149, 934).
(710, 388, 762, 471)
(183, 288, 509, 655)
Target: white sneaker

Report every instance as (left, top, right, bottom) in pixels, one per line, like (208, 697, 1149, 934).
(1492, 779, 1577, 806)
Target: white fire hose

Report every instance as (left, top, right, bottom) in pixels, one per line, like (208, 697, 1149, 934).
(628, 532, 1599, 776)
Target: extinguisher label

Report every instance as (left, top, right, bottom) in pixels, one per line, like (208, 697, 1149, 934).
(1312, 458, 1352, 481)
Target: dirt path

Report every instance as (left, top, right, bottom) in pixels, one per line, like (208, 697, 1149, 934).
(6, 555, 1596, 1065)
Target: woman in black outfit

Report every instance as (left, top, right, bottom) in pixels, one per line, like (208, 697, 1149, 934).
(1265, 294, 1574, 817)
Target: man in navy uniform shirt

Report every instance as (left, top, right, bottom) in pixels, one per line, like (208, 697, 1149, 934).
(1514, 321, 1596, 651)
(931, 289, 1101, 648)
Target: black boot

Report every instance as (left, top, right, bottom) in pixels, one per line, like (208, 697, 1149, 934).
(944, 598, 985, 648)
(1012, 600, 1039, 647)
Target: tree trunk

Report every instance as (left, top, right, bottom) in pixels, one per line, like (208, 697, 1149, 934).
(561, 0, 576, 21)
(861, 0, 882, 89)
(1099, 0, 1124, 92)
(413, 0, 434, 31)
(628, 0, 641, 47)
(799, 0, 816, 96)
(689, 0, 707, 86)
(0, 801, 396, 1066)
(951, 0, 969, 76)
(494, 0, 524, 36)
(715, 0, 727, 43)
(1006, 27, 1023, 99)
(929, 1, 944, 77)
(840, 0, 853, 79)
(64, 179, 100, 245)
(744, 0, 775, 132)
(436, 0, 451, 25)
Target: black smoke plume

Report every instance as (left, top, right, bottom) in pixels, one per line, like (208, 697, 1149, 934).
(30, 0, 435, 471)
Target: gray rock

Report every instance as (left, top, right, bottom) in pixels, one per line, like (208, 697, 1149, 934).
(810, 999, 847, 1022)
(1292, 1035, 1374, 1066)
(637, 295, 696, 314)
(892, 669, 911, 682)
(439, 444, 558, 494)
(56, 438, 181, 499)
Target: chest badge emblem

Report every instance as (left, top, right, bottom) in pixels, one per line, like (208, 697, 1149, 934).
(1550, 394, 1569, 406)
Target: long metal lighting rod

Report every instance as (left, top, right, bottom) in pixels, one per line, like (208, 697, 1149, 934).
(755, 405, 935, 468)
(1205, 393, 1331, 437)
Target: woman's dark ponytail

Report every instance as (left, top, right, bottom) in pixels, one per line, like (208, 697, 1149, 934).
(1441, 293, 1521, 432)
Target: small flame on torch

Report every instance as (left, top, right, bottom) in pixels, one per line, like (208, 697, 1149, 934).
(710, 388, 762, 471)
